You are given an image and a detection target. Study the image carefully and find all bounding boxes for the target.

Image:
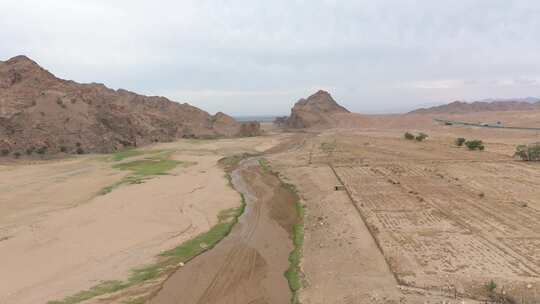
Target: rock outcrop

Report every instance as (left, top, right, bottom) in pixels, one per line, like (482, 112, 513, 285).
(283, 90, 349, 128)
(0, 55, 259, 156)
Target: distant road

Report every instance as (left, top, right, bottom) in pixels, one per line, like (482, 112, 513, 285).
(434, 118, 540, 131)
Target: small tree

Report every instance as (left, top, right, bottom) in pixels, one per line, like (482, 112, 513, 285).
(415, 133, 428, 142)
(465, 140, 484, 151)
(455, 138, 466, 146)
(515, 143, 540, 161)
(404, 132, 415, 140)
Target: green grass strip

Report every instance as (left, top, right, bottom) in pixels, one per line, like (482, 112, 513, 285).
(48, 195, 246, 304)
(285, 200, 305, 304)
(258, 158, 271, 173)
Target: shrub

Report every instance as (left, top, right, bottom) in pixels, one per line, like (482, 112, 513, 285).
(26, 147, 35, 155)
(415, 133, 428, 142)
(60, 146, 68, 153)
(455, 138, 466, 146)
(36, 146, 48, 155)
(515, 143, 540, 161)
(404, 132, 415, 140)
(13, 151, 21, 158)
(1, 149, 9, 156)
(465, 140, 484, 151)
(76, 147, 85, 155)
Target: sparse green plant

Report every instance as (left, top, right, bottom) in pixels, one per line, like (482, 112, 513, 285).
(415, 133, 428, 142)
(1, 149, 9, 156)
(76, 147, 84, 155)
(285, 200, 305, 304)
(258, 158, 271, 173)
(455, 137, 466, 146)
(13, 151, 21, 158)
(404, 132, 415, 140)
(486, 280, 497, 293)
(60, 146, 68, 153)
(465, 140, 484, 151)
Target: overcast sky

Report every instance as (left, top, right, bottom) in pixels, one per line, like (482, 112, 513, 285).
(1, 1, 540, 115)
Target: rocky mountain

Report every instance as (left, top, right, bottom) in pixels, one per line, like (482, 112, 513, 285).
(282, 90, 349, 128)
(0, 55, 259, 156)
(410, 99, 540, 114)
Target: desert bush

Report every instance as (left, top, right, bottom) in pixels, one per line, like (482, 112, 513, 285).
(36, 146, 48, 155)
(26, 147, 35, 155)
(465, 140, 484, 151)
(515, 143, 540, 161)
(1, 149, 10, 156)
(76, 147, 85, 154)
(13, 151, 21, 158)
(455, 137, 466, 146)
(415, 133, 428, 142)
(60, 146, 68, 153)
(404, 132, 415, 140)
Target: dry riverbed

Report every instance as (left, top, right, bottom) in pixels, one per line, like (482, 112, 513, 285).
(0, 135, 288, 304)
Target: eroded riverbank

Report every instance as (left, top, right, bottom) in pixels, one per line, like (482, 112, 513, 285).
(150, 158, 299, 304)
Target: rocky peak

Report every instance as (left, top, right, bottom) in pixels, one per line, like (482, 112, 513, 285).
(295, 90, 350, 113)
(282, 90, 350, 128)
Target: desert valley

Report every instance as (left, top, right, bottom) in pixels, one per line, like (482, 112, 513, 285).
(0, 55, 539, 304)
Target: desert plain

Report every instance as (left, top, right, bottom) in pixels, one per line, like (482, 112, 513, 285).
(1, 110, 540, 304)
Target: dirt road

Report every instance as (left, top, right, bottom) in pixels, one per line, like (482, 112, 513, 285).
(150, 159, 299, 304)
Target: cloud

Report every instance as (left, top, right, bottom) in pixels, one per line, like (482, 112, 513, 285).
(1, 0, 540, 114)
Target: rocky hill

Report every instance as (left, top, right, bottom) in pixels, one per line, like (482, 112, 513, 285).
(410, 100, 540, 114)
(0, 55, 260, 156)
(283, 90, 349, 128)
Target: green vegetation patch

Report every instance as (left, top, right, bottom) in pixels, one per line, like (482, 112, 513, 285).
(464, 139, 485, 151)
(258, 158, 271, 173)
(110, 149, 166, 162)
(112, 158, 182, 176)
(100, 152, 193, 195)
(285, 200, 305, 304)
(48, 194, 247, 304)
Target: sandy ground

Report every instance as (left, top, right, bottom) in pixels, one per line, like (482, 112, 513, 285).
(278, 164, 403, 303)
(0, 135, 285, 304)
(269, 112, 540, 303)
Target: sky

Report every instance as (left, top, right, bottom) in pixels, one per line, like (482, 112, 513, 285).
(1, 0, 540, 115)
